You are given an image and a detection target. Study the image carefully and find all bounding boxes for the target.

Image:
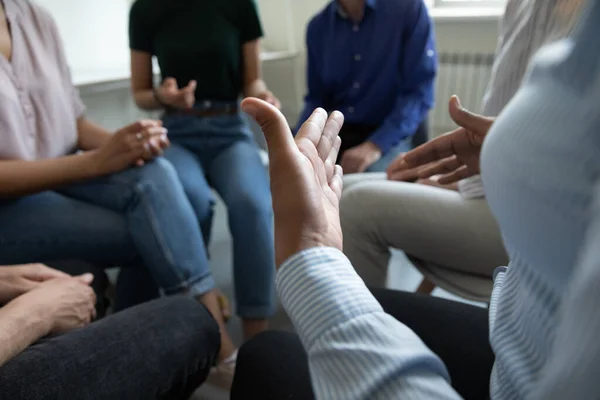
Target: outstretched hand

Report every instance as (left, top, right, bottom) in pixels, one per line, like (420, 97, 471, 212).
(241, 98, 344, 267)
(392, 96, 494, 184)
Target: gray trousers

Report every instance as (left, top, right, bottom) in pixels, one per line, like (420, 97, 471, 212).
(341, 173, 508, 301)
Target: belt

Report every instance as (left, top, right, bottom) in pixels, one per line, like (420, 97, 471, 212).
(165, 101, 238, 117)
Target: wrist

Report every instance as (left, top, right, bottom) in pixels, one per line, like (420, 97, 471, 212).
(7, 295, 52, 337)
(153, 88, 171, 108)
(79, 150, 105, 178)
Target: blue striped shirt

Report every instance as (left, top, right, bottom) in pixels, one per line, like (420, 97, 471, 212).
(277, 2, 600, 397)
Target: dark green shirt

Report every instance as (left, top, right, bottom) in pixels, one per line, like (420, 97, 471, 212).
(129, 0, 263, 101)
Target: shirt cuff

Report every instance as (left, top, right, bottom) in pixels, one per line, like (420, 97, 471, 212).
(276, 247, 384, 349)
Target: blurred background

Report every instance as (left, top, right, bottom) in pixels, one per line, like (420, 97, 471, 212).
(32, 0, 504, 141)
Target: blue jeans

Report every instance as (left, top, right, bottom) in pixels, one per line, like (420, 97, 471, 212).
(162, 112, 275, 319)
(0, 159, 214, 310)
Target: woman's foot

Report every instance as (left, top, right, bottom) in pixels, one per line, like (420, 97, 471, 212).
(216, 289, 231, 322)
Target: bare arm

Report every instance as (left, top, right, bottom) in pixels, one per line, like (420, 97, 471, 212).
(131, 50, 160, 110)
(242, 39, 268, 98)
(0, 297, 49, 367)
(77, 118, 112, 150)
(0, 154, 98, 198)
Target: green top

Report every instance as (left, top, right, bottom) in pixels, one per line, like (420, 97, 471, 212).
(129, 0, 263, 102)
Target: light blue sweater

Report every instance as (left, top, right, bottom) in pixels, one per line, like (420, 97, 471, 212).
(277, 1, 600, 398)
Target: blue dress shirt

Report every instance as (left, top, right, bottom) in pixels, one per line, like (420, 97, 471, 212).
(296, 0, 437, 154)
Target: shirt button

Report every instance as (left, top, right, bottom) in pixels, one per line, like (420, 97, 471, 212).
(354, 54, 362, 61)
(427, 49, 435, 57)
(348, 106, 355, 114)
(352, 25, 359, 32)
(353, 82, 360, 89)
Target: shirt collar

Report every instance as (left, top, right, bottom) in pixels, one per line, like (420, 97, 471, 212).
(333, 0, 377, 20)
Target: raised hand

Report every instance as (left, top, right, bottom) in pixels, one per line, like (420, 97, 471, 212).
(156, 78, 196, 110)
(395, 96, 494, 184)
(89, 120, 169, 175)
(241, 98, 344, 267)
(0, 264, 70, 304)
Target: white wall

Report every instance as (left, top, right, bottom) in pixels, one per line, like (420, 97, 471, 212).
(32, 1, 500, 135)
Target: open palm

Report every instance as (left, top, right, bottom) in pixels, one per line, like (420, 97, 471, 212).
(241, 98, 344, 267)
(402, 96, 494, 184)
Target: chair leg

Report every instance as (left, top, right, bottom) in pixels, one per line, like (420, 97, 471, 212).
(416, 278, 436, 295)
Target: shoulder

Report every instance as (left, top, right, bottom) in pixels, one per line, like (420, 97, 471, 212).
(130, 0, 159, 23)
(379, 0, 427, 19)
(16, 1, 61, 38)
(307, 3, 333, 37)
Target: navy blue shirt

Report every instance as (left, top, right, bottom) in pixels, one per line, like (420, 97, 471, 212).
(297, 0, 436, 154)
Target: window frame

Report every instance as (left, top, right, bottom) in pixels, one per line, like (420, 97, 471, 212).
(433, 0, 506, 8)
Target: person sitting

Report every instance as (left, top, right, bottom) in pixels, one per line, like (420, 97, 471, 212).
(129, 0, 278, 346)
(340, 0, 584, 301)
(230, 6, 600, 396)
(296, 0, 436, 174)
(0, 0, 238, 387)
(0, 264, 220, 399)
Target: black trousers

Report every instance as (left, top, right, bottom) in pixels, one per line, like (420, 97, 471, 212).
(232, 289, 494, 400)
(0, 296, 220, 400)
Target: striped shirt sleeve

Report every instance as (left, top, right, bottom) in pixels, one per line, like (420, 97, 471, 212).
(277, 247, 462, 399)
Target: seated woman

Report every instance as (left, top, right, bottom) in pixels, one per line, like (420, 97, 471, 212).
(0, 263, 220, 399)
(129, 0, 278, 341)
(0, 0, 238, 387)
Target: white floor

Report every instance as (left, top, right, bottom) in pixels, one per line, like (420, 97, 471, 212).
(191, 197, 483, 399)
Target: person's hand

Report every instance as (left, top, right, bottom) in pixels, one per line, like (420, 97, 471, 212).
(241, 99, 344, 267)
(398, 96, 494, 184)
(340, 141, 382, 174)
(156, 78, 196, 110)
(416, 178, 458, 191)
(19, 274, 97, 335)
(88, 120, 169, 175)
(0, 264, 70, 304)
(256, 90, 281, 109)
(387, 153, 427, 181)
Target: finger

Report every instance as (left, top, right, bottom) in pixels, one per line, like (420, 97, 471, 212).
(26, 264, 70, 281)
(75, 273, 95, 285)
(402, 127, 463, 167)
(163, 77, 177, 88)
(448, 95, 493, 133)
(148, 137, 164, 156)
(438, 165, 471, 184)
(329, 164, 344, 200)
(241, 97, 297, 157)
(117, 120, 161, 136)
(325, 136, 342, 181)
(418, 156, 463, 179)
(183, 80, 197, 92)
(385, 153, 406, 176)
(317, 111, 344, 163)
(388, 164, 421, 182)
(296, 108, 329, 147)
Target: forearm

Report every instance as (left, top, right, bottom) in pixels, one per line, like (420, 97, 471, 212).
(77, 118, 112, 150)
(277, 248, 460, 399)
(133, 89, 163, 111)
(0, 153, 100, 198)
(0, 298, 49, 367)
(243, 78, 268, 98)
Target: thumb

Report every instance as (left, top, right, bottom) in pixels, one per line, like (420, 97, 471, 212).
(183, 80, 197, 92)
(448, 96, 493, 133)
(241, 97, 296, 156)
(75, 273, 94, 285)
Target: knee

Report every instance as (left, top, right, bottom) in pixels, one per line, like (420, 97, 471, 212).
(141, 297, 221, 360)
(135, 158, 179, 186)
(227, 189, 273, 222)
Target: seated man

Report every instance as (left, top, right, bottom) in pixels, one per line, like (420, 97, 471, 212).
(296, 0, 436, 174)
(339, 0, 584, 301)
(0, 264, 220, 399)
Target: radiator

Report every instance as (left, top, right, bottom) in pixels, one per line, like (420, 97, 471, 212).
(430, 52, 495, 138)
